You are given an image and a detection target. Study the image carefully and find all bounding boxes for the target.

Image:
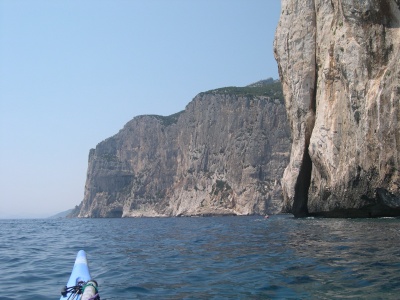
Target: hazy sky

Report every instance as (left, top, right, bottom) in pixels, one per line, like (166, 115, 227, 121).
(0, 0, 281, 218)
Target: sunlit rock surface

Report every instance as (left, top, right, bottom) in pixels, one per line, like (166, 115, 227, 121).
(274, 0, 400, 217)
(70, 81, 291, 217)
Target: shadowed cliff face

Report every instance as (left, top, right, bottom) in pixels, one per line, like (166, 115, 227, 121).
(274, 0, 400, 217)
(71, 83, 291, 217)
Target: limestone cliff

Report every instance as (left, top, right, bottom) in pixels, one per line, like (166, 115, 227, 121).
(71, 80, 291, 217)
(274, 0, 400, 217)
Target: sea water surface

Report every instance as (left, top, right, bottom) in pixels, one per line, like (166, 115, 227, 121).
(1, 215, 400, 299)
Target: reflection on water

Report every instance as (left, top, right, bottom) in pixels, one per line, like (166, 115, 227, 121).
(0, 216, 399, 299)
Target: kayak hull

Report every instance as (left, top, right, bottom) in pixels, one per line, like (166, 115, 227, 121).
(60, 250, 92, 300)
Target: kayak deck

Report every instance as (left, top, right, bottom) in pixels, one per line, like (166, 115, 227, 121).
(60, 250, 92, 300)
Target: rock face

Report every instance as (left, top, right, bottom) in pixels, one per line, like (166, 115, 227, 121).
(71, 81, 291, 217)
(274, 0, 400, 217)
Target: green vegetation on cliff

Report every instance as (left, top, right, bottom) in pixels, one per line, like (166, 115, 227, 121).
(201, 78, 283, 102)
(146, 79, 283, 127)
(148, 110, 185, 127)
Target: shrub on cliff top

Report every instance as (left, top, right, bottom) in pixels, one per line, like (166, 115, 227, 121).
(148, 110, 184, 127)
(200, 78, 283, 103)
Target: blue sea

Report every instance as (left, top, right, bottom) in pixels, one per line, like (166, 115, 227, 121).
(1, 215, 400, 299)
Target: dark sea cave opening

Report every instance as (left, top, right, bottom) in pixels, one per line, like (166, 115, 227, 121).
(292, 148, 313, 217)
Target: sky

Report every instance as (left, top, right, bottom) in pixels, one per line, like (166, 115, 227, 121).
(0, 0, 281, 218)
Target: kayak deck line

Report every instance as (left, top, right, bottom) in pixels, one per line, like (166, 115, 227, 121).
(60, 250, 100, 300)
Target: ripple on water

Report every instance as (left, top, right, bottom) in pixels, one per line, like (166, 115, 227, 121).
(0, 216, 400, 299)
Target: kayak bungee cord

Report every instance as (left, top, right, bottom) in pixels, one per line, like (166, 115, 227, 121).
(61, 279, 100, 300)
(61, 250, 99, 300)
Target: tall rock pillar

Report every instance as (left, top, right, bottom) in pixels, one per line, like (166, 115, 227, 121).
(274, 0, 317, 216)
(275, 0, 400, 217)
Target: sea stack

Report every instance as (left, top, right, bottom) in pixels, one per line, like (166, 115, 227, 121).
(274, 0, 400, 217)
